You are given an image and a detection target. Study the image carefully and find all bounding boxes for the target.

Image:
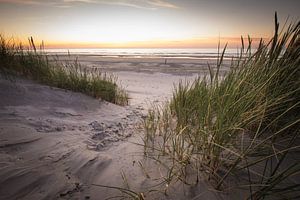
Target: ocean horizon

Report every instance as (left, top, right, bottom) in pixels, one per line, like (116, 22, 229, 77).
(44, 48, 250, 60)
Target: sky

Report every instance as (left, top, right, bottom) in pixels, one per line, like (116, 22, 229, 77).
(0, 0, 299, 48)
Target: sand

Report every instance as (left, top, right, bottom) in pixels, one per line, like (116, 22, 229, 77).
(51, 55, 232, 76)
(0, 58, 241, 199)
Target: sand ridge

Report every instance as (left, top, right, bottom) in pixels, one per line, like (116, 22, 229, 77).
(0, 77, 142, 199)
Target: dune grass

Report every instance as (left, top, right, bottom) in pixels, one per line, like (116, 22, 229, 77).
(0, 36, 128, 105)
(143, 13, 300, 199)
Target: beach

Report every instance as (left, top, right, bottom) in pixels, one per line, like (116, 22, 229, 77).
(1, 1, 299, 199)
(1, 43, 298, 199)
(0, 56, 231, 199)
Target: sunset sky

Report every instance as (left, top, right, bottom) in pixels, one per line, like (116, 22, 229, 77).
(0, 0, 299, 48)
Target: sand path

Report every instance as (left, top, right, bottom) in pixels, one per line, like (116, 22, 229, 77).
(0, 77, 143, 199)
(0, 69, 237, 199)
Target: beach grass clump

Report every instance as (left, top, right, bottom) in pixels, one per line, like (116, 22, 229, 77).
(143, 13, 300, 199)
(0, 36, 128, 105)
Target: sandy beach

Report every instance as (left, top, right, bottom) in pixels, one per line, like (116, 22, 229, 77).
(1, 50, 297, 199)
(0, 58, 233, 199)
(1, 1, 299, 199)
(53, 54, 232, 76)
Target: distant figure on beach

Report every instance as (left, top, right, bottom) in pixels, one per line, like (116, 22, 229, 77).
(164, 59, 167, 65)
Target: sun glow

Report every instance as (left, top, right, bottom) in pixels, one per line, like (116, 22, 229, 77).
(38, 16, 196, 46)
(0, 0, 296, 49)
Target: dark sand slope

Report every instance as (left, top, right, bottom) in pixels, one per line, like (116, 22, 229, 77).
(0, 78, 142, 199)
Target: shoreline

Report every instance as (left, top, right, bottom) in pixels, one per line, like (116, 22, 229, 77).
(50, 55, 231, 77)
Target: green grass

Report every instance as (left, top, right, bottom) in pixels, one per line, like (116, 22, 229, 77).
(143, 13, 300, 199)
(0, 36, 129, 105)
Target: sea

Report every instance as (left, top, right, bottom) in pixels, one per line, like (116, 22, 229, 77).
(44, 48, 243, 61)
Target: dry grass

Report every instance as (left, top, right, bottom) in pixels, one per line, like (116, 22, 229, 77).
(142, 13, 300, 199)
(0, 36, 129, 105)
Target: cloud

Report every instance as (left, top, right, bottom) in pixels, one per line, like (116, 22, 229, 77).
(148, 0, 178, 9)
(0, 0, 179, 9)
(0, 0, 61, 6)
(0, 0, 41, 5)
(96, 0, 179, 9)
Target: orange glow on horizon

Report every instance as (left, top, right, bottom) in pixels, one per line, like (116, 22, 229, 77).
(1, 0, 297, 51)
(29, 37, 266, 49)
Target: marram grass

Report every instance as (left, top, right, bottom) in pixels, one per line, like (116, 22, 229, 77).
(0, 36, 129, 105)
(143, 13, 300, 199)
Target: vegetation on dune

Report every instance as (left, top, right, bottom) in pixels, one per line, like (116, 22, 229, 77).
(1, 12, 299, 200)
(0, 36, 129, 105)
(142, 13, 300, 199)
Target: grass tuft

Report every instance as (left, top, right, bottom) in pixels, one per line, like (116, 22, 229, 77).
(142, 13, 300, 199)
(0, 35, 129, 105)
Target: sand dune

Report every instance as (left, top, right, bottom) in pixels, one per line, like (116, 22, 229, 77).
(0, 67, 243, 199)
(0, 77, 142, 199)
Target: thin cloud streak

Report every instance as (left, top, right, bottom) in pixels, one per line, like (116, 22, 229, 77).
(0, 0, 179, 9)
(94, 0, 179, 9)
(0, 0, 41, 5)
